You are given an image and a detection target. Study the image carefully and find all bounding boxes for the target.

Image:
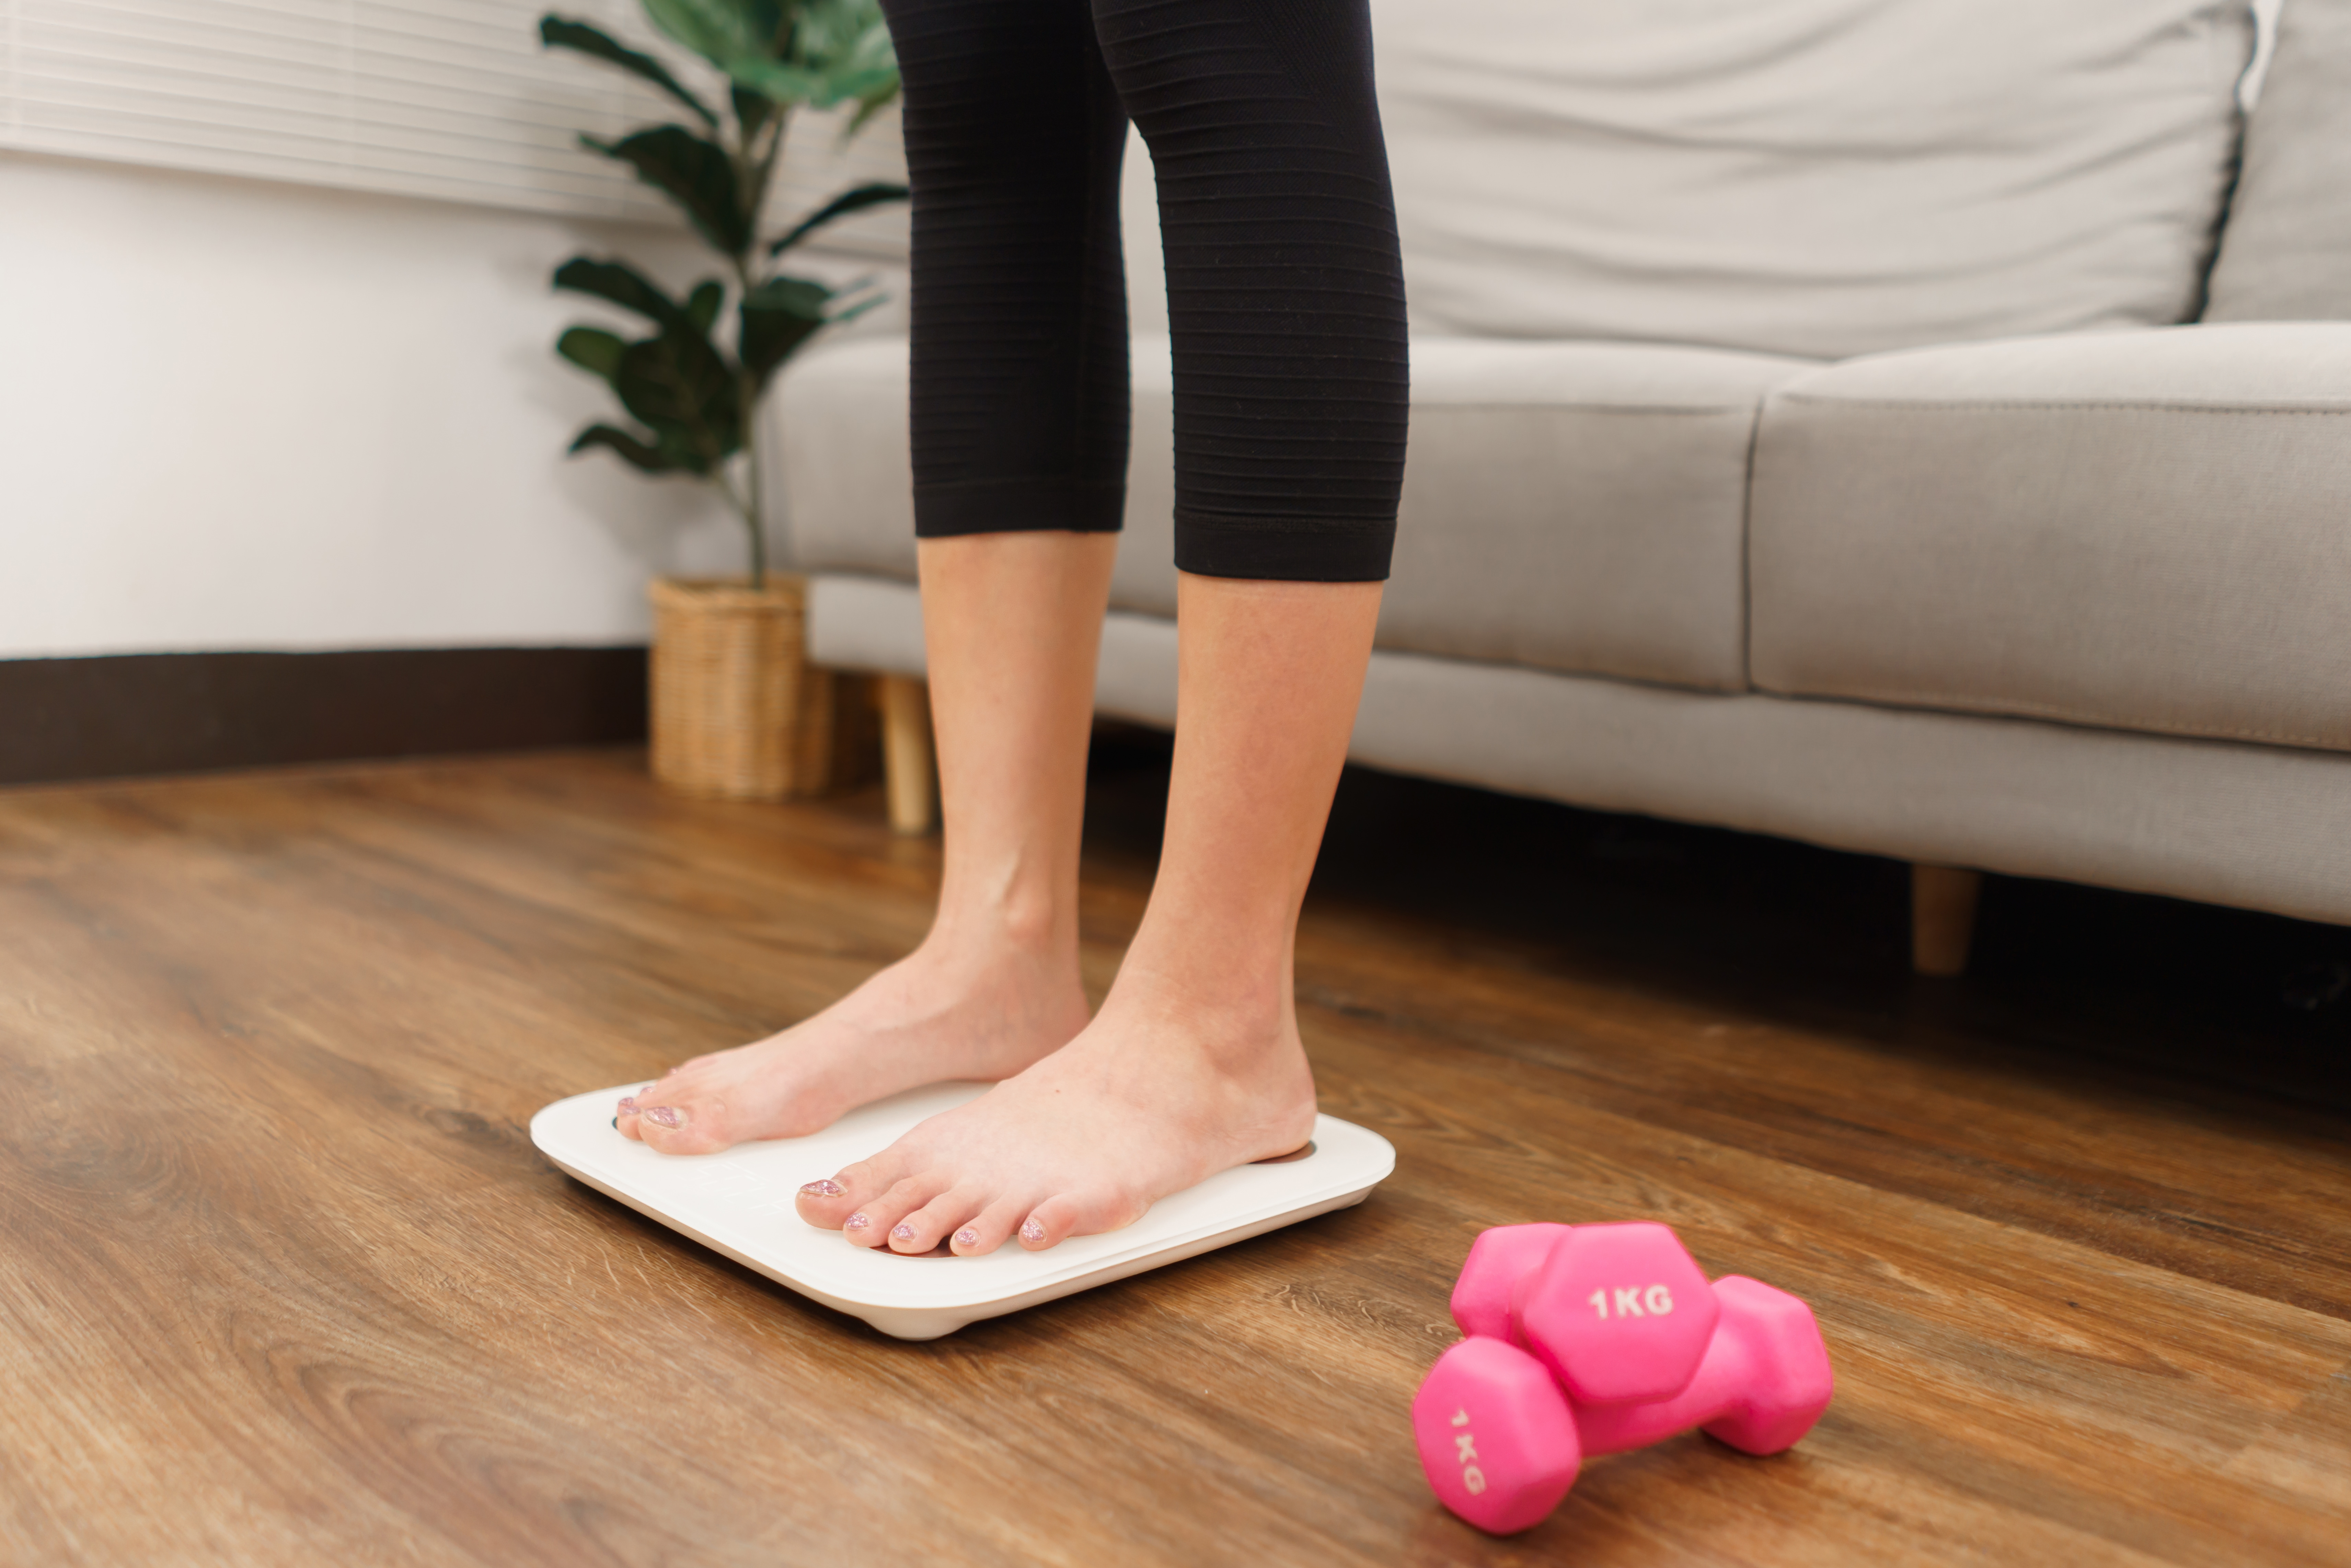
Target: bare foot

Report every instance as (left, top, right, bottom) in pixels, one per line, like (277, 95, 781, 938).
(618, 934, 1091, 1155)
(790, 981, 1318, 1253)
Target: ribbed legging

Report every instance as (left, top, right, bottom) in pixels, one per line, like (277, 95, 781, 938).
(877, 0, 1410, 581)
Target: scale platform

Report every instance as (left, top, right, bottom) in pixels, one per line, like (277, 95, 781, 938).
(531, 1082, 1396, 1340)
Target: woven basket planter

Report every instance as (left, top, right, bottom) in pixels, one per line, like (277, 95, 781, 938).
(647, 575, 837, 801)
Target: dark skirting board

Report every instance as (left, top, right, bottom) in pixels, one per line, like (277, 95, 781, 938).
(0, 647, 647, 786)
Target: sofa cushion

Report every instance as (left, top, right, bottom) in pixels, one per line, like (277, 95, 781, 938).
(778, 335, 1185, 613)
(777, 335, 919, 581)
(2205, 0, 2351, 321)
(1372, 0, 2258, 360)
(783, 333, 1811, 692)
(1749, 323, 2351, 751)
(1379, 338, 1814, 692)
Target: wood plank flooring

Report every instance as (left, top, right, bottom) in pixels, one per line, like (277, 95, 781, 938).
(2, 743, 2346, 1566)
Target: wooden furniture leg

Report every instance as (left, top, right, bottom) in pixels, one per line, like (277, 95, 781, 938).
(878, 675, 936, 837)
(1911, 864, 1983, 978)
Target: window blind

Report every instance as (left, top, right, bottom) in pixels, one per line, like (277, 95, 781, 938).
(0, 0, 909, 256)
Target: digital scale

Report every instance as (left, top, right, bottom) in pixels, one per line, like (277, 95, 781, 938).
(531, 1081, 1397, 1339)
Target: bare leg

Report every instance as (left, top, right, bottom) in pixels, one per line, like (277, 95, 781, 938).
(621, 531, 1116, 1153)
(795, 572, 1381, 1251)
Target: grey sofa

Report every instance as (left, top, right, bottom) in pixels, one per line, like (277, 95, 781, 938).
(773, 0, 2351, 972)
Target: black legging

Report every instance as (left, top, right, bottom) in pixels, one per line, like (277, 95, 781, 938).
(878, 0, 1410, 582)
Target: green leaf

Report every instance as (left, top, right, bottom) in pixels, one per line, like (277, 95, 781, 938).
(553, 257, 693, 332)
(676, 0, 895, 110)
(684, 280, 726, 333)
(828, 288, 886, 327)
(642, 0, 763, 69)
(751, 276, 837, 314)
(614, 328, 742, 468)
(556, 325, 628, 381)
(768, 180, 908, 256)
(569, 423, 681, 474)
(739, 274, 833, 384)
(721, 55, 829, 102)
(793, 0, 893, 73)
(744, 0, 786, 45)
(731, 81, 777, 142)
(580, 126, 751, 256)
(841, 83, 898, 139)
(729, 56, 897, 109)
(635, 0, 894, 113)
(538, 15, 717, 128)
(798, 0, 900, 108)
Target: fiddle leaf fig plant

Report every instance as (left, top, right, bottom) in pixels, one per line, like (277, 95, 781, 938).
(542, 0, 908, 589)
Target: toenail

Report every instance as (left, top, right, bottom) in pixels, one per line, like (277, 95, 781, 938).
(1020, 1219, 1046, 1244)
(844, 1213, 872, 1231)
(954, 1228, 979, 1247)
(800, 1179, 843, 1198)
(641, 1105, 683, 1129)
(891, 1222, 917, 1241)
(617, 1096, 637, 1114)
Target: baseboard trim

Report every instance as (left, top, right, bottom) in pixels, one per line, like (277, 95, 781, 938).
(0, 647, 648, 787)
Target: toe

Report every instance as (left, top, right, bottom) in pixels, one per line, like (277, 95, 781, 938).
(1015, 1199, 1070, 1250)
(615, 1085, 653, 1142)
(1016, 1192, 1121, 1251)
(861, 1174, 951, 1252)
(950, 1197, 1032, 1257)
(892, 1188, 987, 1255)
(796, 1151, 907, 1229)
(632, 1094, 733, 1155)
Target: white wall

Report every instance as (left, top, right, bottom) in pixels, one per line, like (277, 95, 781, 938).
(0, 150, 904, 659)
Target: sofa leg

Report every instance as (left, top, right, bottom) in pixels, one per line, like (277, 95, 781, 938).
(1911, 864, 1983, 978)
(878, 675, 936, 837)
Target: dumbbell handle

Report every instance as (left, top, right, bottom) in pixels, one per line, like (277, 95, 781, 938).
(1573, 1275, 1823, 1457)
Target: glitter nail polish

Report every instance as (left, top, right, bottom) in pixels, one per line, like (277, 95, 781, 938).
(890, 1222, 917, 1241)
(799, 1178, 844, 1197)
(844, 1212, 872, 1230)
(1020, 1219, 1046, 1244)
(641, 1105, 683, 1129)
(954, 1228, 979, 1248)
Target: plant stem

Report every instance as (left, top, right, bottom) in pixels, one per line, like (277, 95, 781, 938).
(741, 367, 765, 591)
(728, 95, 787, 595)
(712, 469, 763, 590)
(729, 234, 763, 590)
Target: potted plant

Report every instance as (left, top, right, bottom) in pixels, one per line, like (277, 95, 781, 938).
(541, 0, 906, 800)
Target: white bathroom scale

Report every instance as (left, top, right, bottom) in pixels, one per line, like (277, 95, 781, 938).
(530, 1082, 1396, 1340)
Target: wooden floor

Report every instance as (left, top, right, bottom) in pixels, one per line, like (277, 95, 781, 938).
(4, 743, 2348, 1566)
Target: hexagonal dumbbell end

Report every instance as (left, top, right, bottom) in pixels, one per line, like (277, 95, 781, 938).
(1572, 1273, 1836, 1460)
(1695, 1276, 1836, 1455)
(1511, 1220, 1720, 1406)
(1411, 1336, 1582, 1534)
(1449, 1223, 1574, 1342)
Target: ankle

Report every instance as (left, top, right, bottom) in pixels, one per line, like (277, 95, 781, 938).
(1099, 961, 1296, 1061)
(925, 884, 1067, 951)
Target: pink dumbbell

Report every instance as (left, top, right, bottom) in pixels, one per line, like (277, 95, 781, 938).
(1414, 1223, 1833, 1534)
(1455, 1221, 1722, 1405)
